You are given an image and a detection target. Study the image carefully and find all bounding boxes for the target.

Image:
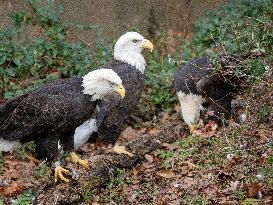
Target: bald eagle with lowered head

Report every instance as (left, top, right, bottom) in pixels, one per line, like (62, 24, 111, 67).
(0, 69, 125, 182)
(174, 56, 242, 133)
(74, 32, 153, 155)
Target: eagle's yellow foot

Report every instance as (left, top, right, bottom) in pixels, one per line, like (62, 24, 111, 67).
(68, 152, 89, 168)
(54, 164, 70, 183)
(189, 120, 204, 134)
(113, 145, 133, 157)
(189, 124, 198, 134)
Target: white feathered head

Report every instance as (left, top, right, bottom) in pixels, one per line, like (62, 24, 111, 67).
(82, 69, 125, 101)
(114, 32, 153, 73)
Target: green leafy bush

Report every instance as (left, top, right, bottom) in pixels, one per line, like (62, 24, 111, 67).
(0, 0, 178, 120)
(0, 0, 111, 100)
(13, 189, 33, 205)
(182, 0, 273, 79)
(1, 0, 272, 119)
(138, 0, 273, 119)
(18, 141, 36, 159)
(136, 49, 179, 119)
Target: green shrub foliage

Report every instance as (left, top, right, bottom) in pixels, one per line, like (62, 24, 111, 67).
(136, 49, 179, 120)
(0, 0, 271, 119)
(139, 0, 273, 118)
(182, 0, 273, 80)
(0, 0, 112, 100)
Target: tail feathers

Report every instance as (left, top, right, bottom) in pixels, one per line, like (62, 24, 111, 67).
(1, 127, 35, 142)
(1, 130, 21, 141)
(0, 138, 21, 152)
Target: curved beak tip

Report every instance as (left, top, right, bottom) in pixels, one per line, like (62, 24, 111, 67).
(142, 39, 153, 52)
(116, 85, 125, 99)
(120, 93, 125, 99)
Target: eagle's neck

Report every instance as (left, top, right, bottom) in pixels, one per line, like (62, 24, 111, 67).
(114, 51, 146, 74)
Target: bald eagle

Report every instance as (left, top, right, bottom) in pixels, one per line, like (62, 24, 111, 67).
(0, 69, 125, 182)
(74, 32, 153, 155)
(174, 56, 242, 133)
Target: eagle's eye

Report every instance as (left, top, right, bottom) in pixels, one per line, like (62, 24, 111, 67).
(110, 82, 116, 87)
(132, 39, 138, 43)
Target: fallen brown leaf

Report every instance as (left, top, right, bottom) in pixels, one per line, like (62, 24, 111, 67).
(177, 166, 189, 176)
(244, 182, 261, 198)
(219, 200, 239, 205)
(173, 177, 197, 190)
(148, 128, 161, 135)
(157, 170, 177, 179)
(162, 143, 172, 149)
(193, 120, 218, 137)
(0, 181, 23, 196)
(92, 202, 101, 205)
(119, 126, 136, 141)
(25, 154, 40, 164)
(222, 181, 240, 194)
(143, 163, 154, 170)
(144, 154, 154, 163)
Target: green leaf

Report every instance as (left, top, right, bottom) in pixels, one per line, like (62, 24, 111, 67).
(241, 198, 260, 205)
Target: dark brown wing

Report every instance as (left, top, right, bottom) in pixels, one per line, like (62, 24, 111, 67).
(1, 77, 96, 141)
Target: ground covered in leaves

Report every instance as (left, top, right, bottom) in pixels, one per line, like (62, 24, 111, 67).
(1, 0, 272, 204)
(0, 75, 272, 205)
(92, 77, 272, 205)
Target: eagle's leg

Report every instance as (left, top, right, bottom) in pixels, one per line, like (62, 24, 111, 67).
(112, 145, 133, 157)
(67, 152, 89, 168)
(35, 135, 70, 182)
(35, 134, 59, 162)
(60, 134, 89, 169)
(97, 125, 133, 157)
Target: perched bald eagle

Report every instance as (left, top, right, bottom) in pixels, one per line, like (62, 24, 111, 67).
(174, 56, 242, 133)
(0, 69, 125, 182)
(74, 32, 153, 155)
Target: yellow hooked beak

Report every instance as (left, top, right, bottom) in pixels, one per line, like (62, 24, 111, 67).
(116, 84, 125, 99)
(141, 39, 153, 52)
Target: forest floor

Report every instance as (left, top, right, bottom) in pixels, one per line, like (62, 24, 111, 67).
(0, 0, 272, 204)
(0, 78, 272, 205)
